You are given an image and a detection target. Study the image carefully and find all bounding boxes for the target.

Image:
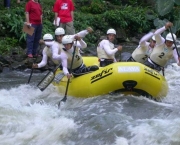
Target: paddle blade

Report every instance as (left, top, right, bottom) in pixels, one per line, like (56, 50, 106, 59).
(54, 72, 65, 83)
(37, 71, 55, 91)
(58, 96, 67, 109)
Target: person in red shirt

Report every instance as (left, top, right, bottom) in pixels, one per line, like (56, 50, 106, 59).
(53, 0, 75, 35)
(25, 0, 43, 58)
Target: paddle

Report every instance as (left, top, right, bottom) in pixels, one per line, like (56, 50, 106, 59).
(27, 46, 41, 84)
(37, 63, 63, 91)
(169, 27, 180, 57)
(58, 41, 77, 108)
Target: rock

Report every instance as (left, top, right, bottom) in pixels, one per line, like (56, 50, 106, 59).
(120, 52, 131, 62)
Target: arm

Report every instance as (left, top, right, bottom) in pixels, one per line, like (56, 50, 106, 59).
(139, 32, 154, 47)
(54, 13, 58, 26)
(76, 27, 93, 38)
(25, 3, 31, 25)
(71, 11, 74, 21)
(75, 39, 87, 49)
(41, 14, 43, 24)
(25, 13, 30, 24)
(53, 1, 59, 26)
(52, 42, 62, 60)
(103, 40, 119, 56)
(37, 50, 48, 68)
(60, 52, 69, 75)
(76, 30, 89, 38)
(154, 22, 173, 46)
(154, 26, 166, 45)
(73, 35, 87, 49)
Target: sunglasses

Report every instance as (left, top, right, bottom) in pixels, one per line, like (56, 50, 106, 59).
(44, 39, 53, 41)
(56, 35, 64, 37)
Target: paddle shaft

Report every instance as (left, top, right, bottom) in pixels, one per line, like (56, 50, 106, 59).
(169, 27, 180, 57)
(27, 45, 41, 84)
(27, 56, 38, 84)
(27, 68, 34, 83)
(59, 41, 77, 104)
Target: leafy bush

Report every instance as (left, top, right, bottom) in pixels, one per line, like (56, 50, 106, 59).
(155, 0, 180, 34)
(1, 0, 180, 55)
(0, 37, 18, 55)
(104, 5, 154, 35)
(0, 7, 24, 38)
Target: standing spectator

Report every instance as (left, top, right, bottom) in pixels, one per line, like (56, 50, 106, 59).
(4, 0, 10, 8)
(53, 0, 75, 35)
(25, 0, 43, 58)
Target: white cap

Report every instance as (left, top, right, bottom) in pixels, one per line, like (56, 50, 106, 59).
(166, 33, 176, 41)
(152, 36, 155, 41)
(62, 35, 74, 44)
(107, 29, 116, 35)
(55, 27, 65, 35)
(43, 34, 53, 40)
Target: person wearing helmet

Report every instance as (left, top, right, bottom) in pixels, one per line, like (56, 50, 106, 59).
(126, 31, 156, 63)
(53, 27, 66, 55)
(144, 22, 180, 71)
(32, 34, 60, 68)
(52, 26, 94, 59)
(52, 26, 93, 55)
(55, 27, 66, 43)
(53, 34, 99, 78)
(97, 28, 122, 67)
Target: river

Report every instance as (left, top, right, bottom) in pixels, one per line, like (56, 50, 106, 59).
(0, 62, 180, 145)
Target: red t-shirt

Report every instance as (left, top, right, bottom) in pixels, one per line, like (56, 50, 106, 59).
(25, 0, 42, 24)
(53, 0, 75, 23)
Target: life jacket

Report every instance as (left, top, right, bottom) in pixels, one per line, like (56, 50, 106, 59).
(132, 42, 153, 63)
(62, 46, 83, 69)
(150, 43, 174, 66)
(97, 39, 115, 59)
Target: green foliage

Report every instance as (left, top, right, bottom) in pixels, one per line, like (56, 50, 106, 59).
(174, 0, 180, 5)
(108, 0, 121, 5)
(0, 37, 18, 55)
(155, 0, 180, 35)
(42, 19, 55, 37)
(1, 0, 180, 55)
(74, 12, 107, 46)
(104, 6, 153, 35)
(156, 0, 174, 16)
(0, 7, 24, 38)
(79, 0, 107, 14)
(89, 0, 107, 14)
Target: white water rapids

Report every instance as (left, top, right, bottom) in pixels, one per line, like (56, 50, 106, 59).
(0, 63, 180, 145)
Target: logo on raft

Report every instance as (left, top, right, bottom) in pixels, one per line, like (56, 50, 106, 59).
(144, 67, 160, 80)
(91, 68, 113, 83)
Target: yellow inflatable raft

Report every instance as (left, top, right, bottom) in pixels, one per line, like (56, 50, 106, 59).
(53, 57, 168, 100)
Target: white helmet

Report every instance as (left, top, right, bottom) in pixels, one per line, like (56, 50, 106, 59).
(166, 33, 176, 41)
(107, 29, 116, 35)
(55, 27, 65, 35)
(152, 36, 155, 41)
(43, 34, 53, 40)
(62, 35, 74, 44)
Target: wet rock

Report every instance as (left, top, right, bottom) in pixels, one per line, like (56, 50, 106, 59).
(0, 55, 11, 66)
(120, 52, 131, 62)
